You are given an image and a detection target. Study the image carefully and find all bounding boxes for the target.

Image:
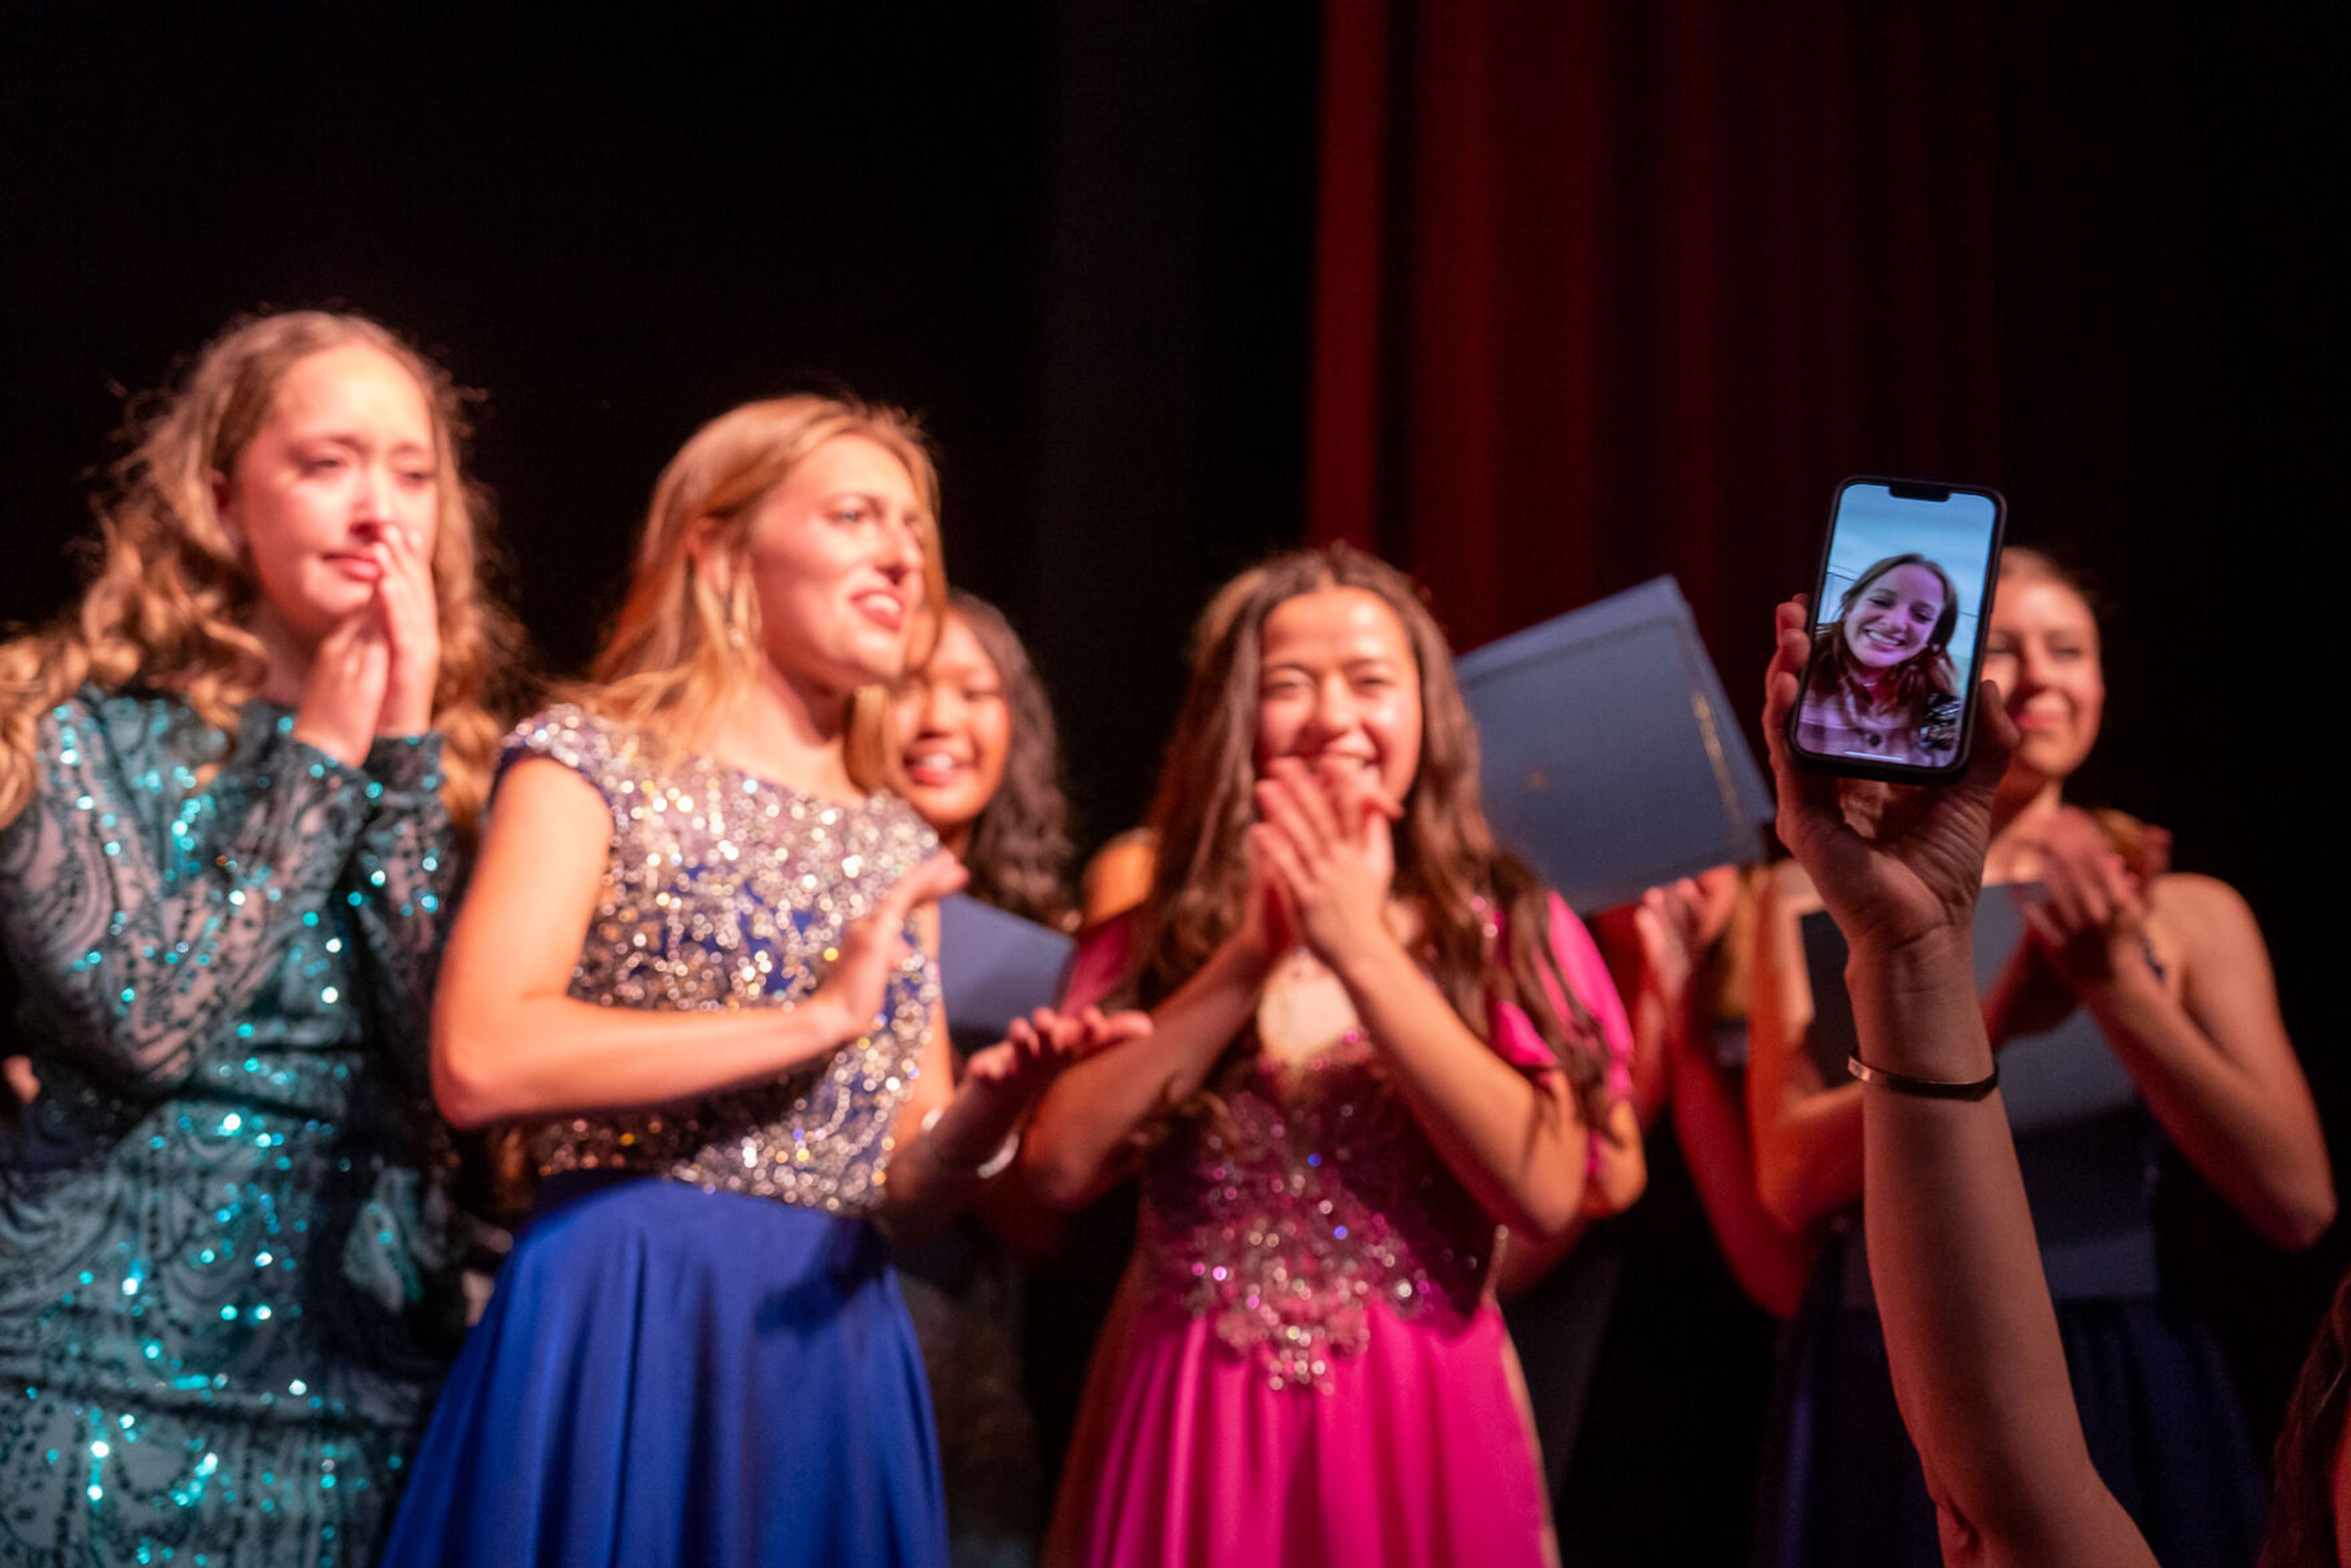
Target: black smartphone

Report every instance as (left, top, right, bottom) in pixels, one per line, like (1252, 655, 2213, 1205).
(1788, 477, 2006, 783)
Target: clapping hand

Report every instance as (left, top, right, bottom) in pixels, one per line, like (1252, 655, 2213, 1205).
(2017, 807, 2165, 996)
(810, 852, 968, 1045)
(929, 1006, 1153, 1176)
(963, 1005, 1152, 1108)
(1248, 756, 1405, 972)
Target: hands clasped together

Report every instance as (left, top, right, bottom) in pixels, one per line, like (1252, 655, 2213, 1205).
(1240, 756, 1408, 977)
(291, 520, 442, 767)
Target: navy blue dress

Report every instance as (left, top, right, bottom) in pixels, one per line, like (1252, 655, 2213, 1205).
(1753, 891, 2265, 1568)
(381, 705, 949, 1568)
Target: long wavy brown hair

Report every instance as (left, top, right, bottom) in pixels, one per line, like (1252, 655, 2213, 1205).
(2262, 1264, 2351, 1566)
(0, 310, 525, 833)
(1809, 552, 1960, 716)
(584, 394, 947, 789)
(926, 591, 1075, 928)
(1126, 544, 1608, 1123)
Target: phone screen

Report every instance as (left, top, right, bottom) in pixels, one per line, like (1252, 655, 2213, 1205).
(1791, 478, 2006, 781)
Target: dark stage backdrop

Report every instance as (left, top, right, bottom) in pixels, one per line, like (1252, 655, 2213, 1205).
(0, 4, 1319, 850)
(1308, 0, 2347, 1495)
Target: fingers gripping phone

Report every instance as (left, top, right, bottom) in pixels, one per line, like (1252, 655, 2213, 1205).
(1788, 478, 2007, 783)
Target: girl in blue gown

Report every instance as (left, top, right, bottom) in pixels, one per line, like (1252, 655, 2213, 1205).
(381, 395, 1140, 1568)
(0, 311, 523, 1566)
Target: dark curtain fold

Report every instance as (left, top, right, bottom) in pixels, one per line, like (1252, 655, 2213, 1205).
(1311, 1, 2138, 669)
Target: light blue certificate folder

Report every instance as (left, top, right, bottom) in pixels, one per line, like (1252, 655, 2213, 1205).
(937, 892, 1076, 1056)
(1457, 576, 1772, 914)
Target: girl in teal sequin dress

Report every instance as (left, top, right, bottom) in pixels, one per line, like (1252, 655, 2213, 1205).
(0, 312, 523, 1566)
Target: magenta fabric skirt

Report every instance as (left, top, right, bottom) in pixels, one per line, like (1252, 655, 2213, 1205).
(1050, 1283, 1555, 1568)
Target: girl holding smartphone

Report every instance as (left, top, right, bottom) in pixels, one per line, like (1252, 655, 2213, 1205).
(1749, 549, 2331, 1567)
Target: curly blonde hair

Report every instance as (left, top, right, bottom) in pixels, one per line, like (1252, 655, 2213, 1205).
(587, 394, 948, 790)
(0, 310, 526, 832)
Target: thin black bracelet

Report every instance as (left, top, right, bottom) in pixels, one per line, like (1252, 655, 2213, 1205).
(1847, 1052, 2000, 1102)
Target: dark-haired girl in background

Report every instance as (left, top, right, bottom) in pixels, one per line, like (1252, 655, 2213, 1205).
(894, 593, 1077, 932)
(887, 590, 1078, 1567)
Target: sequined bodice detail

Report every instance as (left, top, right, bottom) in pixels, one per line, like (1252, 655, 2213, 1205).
(514, 705, 938, 1217)
(1138, 1035, 1499, 1392)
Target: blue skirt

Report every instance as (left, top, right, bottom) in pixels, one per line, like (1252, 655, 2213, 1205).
(1753, 1267, 2265, 1568)
(382, 1175, 947, 1568)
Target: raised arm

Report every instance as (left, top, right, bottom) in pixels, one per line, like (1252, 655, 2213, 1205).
(1746, 860, 1868, 1232)
(343, 733, 460, 1070)
(1251, 758, 1605, 1242)
(2021, 812, 2332, 1250)
(881, 936, 1150, 1242)
(430, 757, 963, 1129)
(1763, 598, 2153, 1568)
(0, 700, 377, 1091)
(1022, 876, 1280, 1212)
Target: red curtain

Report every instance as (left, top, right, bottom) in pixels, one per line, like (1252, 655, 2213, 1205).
(1306, 0, 2345, 1454)
(1308, 1, 2009, 666)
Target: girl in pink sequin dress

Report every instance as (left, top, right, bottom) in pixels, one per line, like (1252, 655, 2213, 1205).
(1026, 547, 1639, 1568)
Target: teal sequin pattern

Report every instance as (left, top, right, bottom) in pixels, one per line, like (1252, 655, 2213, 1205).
(512, 705, 939, 1217)
(0, 691, 462, 1566)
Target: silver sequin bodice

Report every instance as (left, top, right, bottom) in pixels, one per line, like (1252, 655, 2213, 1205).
(511, 705, 939, 1217)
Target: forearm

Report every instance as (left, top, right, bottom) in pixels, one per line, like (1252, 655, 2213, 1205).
(1333, 936, 1588, 1240)
(880, 1070, 1039, 1238)
(2085, 975, 2333, 1247)
(1023, 943, 1262, 1209)
(89, 737, 372, 1082)
(1751, 1077, 1867, 1232)
(1746, 891, 1865, 1231)
(1852, 934, 2113, 1551)
(348, 734, 459, 1028)
(433, 989, 860, 1130)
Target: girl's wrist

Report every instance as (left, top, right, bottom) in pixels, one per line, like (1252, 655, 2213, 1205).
(1327, 923, 1411, 994)
(926, 1093, 1019, 1171)
(1215, 931, 1279, 991)
(2080, 957, 2170, 1022)
(797, 993, 858, 1050)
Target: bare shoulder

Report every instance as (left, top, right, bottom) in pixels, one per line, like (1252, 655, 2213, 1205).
(471, 758, 613, 886)
(1081, 828, 1158, 928)
(2147, 871, 2260, 940)
(492, 752, 611, 823)
(2147, 871, 2280, 998)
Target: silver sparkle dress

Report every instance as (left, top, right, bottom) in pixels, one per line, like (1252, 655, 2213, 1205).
(380, 703, 950, 1568)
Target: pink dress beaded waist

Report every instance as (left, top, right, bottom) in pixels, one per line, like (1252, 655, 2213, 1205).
(1134, 1033, 1501, 1392)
